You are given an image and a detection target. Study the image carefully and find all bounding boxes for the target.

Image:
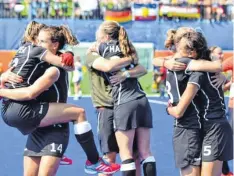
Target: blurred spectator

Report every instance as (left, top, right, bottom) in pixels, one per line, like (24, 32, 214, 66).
(0, 0, 233, 21)
(72, 56, 83, 100)
(152, 65, 166, 98)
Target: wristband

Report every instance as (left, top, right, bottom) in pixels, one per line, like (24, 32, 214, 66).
(123, 71, 131, 78)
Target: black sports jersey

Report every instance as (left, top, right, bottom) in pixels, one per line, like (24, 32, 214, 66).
(5, 42, 47, 89)
(99, 40, 145, 105)
(36, 52, 69, 129)
(194, 72, 226, 120)
(166, 57, 203, 128)
(36, 67, 69, 103)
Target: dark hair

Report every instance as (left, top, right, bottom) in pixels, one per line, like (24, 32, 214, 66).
(179, 32, 210, 60)
(41, 25, 79, 50)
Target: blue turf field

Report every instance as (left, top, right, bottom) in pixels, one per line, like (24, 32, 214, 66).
(0, 97, 232, 176)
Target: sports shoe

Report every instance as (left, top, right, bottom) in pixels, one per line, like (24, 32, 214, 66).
(60, 155, 73, 165)
(84, 157, 120, 174)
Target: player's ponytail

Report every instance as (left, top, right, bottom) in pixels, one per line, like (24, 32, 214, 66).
(118, 26, 135, 60)
(164, 29, 176, 49)
(23, 21, 46, 43)
(99, 21, 137, 62)
(59, 25, 79, 47)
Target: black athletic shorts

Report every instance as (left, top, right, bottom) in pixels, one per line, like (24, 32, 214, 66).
(97, 107, 119, 154)
(114, 96, 153, 131)
(24, 123, 70, 158)
(201, 118, 233, 162)
(1, 99, 49, 135)
(173, 127, 202, 168)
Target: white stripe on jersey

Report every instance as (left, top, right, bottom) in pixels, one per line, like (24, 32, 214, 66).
(191, 100, 201, 128)
(173, 72, 181, 99)
(117, 83, 122, 105)
(188, 82, 200, 89)
(102, 47, 109, 57)
(53, 84, 60, 103)
(201, 89, 209, 121)
(27, 61, 44, 85)
(11, 45, 31, 88)
(65, 72, 69, 95)
(206, 73, 225, 111)
(16, 45, 31, 75)
(39, 50, 47, 61)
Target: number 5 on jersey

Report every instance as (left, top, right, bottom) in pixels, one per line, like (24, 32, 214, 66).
(203, 145, 211, 156)
(51, 143, 63, 153)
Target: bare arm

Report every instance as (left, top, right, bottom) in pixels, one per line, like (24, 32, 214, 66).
(42, 51, 74, 71)
(0, 67, 60, 101)
(126, 64, 147, 78)
(188, 60, 222, 73)
(91, 53, 132, 72)
(153, 56, 186, 71)
(109, 64, 147, 85)
(167, 83, 199, 118)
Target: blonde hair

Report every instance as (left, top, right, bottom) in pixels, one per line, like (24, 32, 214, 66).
(164, 27, 195, 49)
(23, 21, 46, 43)
(99, 21, 138, 63)
(209, 46, 222, 53)
(41, 25, 79, 50)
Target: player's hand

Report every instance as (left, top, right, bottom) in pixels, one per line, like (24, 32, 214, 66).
(109, 71, 127, 85)
(61, 51, 74, 67)
(1, 67, 23, 87)
(166, 106, 181, 119)
(211, 73, 227, 88)
(164, 58, 186, 71)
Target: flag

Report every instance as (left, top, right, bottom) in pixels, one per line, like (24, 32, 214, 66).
(159, 5, 200, 19)
(132, 3, 158, 21)
(104, 8, 132, 23)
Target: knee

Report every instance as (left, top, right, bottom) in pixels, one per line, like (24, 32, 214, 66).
(77, 107, 85, 115)
(24, 170, 38, 176)
(76, 107, 86, 121)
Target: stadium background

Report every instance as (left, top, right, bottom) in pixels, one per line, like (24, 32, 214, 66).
(0, 0, 233, 175)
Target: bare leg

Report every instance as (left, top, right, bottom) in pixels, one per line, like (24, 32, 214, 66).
(115, 129, 136, 175)
(39, 103, 100, 165)
(24, 156, 40, 176)
(180, 166, 201, 176)
(38, 156, 60, 176)
(201, 161, 223, 176)
(137, 127, 156, 176)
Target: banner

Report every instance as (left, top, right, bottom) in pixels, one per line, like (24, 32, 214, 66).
(0, 49, 232, 73)
(159, 5, 200, 18)
(104, 8, 132, 23)
(132, 3, 158, 21)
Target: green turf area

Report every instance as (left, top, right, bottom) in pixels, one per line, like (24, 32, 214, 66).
(69, 71, 156, 95)
(69, 70, 230, 96)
